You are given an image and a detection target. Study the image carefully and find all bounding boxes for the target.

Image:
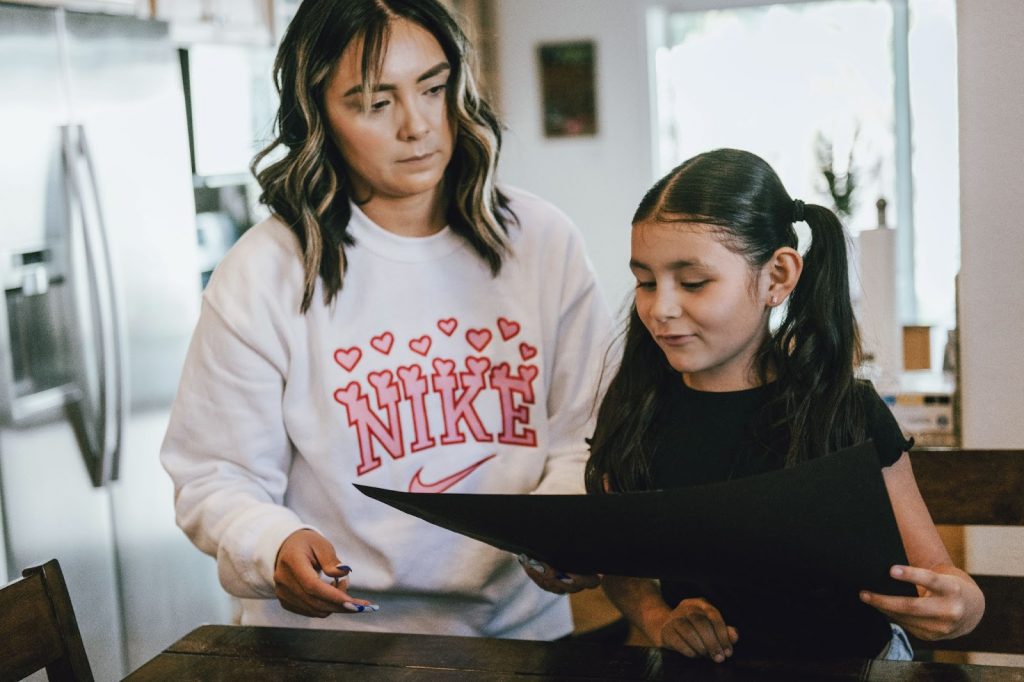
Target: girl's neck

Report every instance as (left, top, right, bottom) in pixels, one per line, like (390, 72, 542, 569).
(359, 186, 447, 238)
(682, 364, 775, 393)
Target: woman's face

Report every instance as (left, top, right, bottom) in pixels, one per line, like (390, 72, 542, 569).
(630, 220, 772, 392)
(324, 19, 454, 204)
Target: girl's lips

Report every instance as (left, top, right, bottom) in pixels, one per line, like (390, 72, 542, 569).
(658, 333, 696, 346)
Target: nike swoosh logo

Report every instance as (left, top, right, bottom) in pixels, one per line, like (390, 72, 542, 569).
(408, 454, 497, 493)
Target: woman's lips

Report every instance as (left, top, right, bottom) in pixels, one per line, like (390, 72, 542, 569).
(398, 151, 436, 163)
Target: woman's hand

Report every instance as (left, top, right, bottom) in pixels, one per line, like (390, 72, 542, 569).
(655, 598, 739, 663)
(516, 555, 601, 594)
(860, 564, 985, 640)
(274, 529, 379, 617)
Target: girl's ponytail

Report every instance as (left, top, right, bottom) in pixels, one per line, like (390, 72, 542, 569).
(770, 202, 865, 464)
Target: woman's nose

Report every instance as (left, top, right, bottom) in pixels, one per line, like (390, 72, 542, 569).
(398, 101, 430, 140)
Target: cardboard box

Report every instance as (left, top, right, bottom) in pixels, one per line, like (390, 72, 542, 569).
(903, 325, 932, 370)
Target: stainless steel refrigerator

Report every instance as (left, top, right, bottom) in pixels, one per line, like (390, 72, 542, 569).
(0, 4, 233, 679)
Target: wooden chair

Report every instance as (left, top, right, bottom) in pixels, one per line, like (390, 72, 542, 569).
(909, 448, 1024, 658)
(0, 559, 94, 681)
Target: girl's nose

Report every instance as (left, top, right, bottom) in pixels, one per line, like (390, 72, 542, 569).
(652, 290, 682, 321)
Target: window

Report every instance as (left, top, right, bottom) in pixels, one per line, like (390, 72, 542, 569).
(651, 0, 959, 351)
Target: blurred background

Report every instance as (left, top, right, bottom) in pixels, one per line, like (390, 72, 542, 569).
(0, 0, 1021, 676)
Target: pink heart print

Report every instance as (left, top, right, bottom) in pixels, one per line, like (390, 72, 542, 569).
(437, 318, 458, 336)
(497, 317, 520, 341)
(333, 347, 362, 371)
(370, 332, 394, 355)
(519, 343, 537, 361)
(409, 335, 432, 356)
(465, 328, 492, 352)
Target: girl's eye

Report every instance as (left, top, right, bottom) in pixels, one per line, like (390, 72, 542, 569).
(635, 281, 656, 291)
(426, 83, 447, 96)
(681, 280, 708, 290)
(369, 99, 390, 112)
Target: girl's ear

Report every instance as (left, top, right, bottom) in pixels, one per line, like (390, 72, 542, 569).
(765, 246, 803, 307)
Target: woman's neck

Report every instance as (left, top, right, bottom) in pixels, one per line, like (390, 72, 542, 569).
(359, 187, 447, 237)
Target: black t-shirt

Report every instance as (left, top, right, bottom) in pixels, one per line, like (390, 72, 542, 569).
(648, 380, 912, 660)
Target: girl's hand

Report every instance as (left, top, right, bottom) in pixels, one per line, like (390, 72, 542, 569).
(516, 554, 601, 594)
(656, 597, 739, 662)
(860, 564, 985, 640)
(274, 529, 379, 617)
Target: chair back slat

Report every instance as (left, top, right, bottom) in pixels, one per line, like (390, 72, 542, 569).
(0, 559, 94, 681)
(910, 449, 1024, 525)
(907, 448, 1024, 658)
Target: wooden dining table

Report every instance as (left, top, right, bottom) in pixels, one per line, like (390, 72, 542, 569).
(124, 624, 1024, 680)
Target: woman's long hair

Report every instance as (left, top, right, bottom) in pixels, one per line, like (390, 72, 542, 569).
(586, 149, 866, 494)
(252, 0, 513, 313)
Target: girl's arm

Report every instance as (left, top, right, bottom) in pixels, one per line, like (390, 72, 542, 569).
(861, 452, 985, 639)
(603, 576, 738, 661)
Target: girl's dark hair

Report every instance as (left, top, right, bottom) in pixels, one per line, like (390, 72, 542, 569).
(586, 148, 865, 494)
(252, 0, 513, 313)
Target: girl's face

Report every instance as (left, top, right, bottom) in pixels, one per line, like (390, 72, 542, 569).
(324, 19, 454, 205)
(631, 220, 772, 392)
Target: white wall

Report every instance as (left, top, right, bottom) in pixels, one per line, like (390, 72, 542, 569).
(956, 2, 1024, 448)
(956, 0, 1024, 667)
(494, 0, 653, 315)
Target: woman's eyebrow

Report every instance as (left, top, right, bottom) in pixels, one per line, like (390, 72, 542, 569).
(342, 62, 451, 97)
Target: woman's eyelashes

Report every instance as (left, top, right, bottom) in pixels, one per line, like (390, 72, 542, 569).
(361, 82, 446, 114)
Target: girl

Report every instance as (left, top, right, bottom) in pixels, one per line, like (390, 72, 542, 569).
(585, 149, 983, 661)
(161, 0, 610, 639)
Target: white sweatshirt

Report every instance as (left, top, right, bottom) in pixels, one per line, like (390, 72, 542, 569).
(160, 187, 614, 639)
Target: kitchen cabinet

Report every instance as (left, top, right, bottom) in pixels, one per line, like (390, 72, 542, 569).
(152, 0, 274, 45)
(1, 0, 146, 15)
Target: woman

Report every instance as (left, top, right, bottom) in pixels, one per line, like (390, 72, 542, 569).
(161, 0, 611, 640)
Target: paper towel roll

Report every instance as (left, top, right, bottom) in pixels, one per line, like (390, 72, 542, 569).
(857, 226, 902, 383)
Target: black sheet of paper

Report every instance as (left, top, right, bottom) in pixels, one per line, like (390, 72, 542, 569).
(355, 441, 916, 597)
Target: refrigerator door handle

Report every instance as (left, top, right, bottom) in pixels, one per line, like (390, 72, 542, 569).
(62, 123, 125, 487)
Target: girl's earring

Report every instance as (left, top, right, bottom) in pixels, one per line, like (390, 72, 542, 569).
(770, 296, 778, 306)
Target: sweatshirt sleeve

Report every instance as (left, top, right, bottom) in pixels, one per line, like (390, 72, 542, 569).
(160, 227, 309, 599)
(532, 219, 616, 495)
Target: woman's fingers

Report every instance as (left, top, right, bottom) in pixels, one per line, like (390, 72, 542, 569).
(515, 555, 600, 594)
(274, 529, 379, 616)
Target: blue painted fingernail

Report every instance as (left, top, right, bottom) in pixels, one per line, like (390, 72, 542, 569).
(342, 601, 379, 613)
(555, 571, 575, 585)
(337, 564, 352, 573)
(526, 559, 546, 574)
